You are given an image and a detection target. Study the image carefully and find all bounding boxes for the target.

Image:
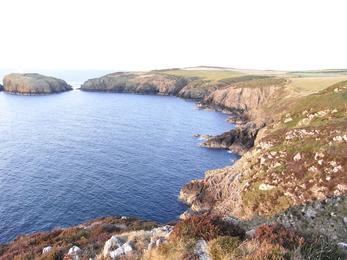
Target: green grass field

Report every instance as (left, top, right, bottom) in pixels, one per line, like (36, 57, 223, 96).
(157, 69, 243, 82)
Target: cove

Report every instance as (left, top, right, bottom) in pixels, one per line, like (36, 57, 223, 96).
(0, 90, 239, 243)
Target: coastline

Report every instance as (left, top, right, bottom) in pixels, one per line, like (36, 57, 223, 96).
(2, 70, 347, 259)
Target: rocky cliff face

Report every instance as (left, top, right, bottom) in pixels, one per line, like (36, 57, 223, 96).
(81, 72, 189, 96)
(200, 78, 287, 122)
(201, 122, 263, 154)
(3, 73, 72, 94)
(180, 82, 347, 230)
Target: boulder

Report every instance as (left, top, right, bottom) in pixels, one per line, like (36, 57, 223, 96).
(3, 73, 72, 94)
(42, 246, 52, 254)
(68, 245, 82, 259)
(103, 235, 133, 259)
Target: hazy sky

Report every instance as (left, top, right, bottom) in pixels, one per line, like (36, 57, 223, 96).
(1, 0, 346, 71)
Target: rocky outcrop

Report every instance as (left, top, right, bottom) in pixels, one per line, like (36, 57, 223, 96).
(276, 196, 347, 243)
(201, 122, 263, 154)
(3, 73, 72, 94)
(178, 80, 225, 99)
(81, 72, 188, 95)
(200, 78, 287, 121)
(180, 83, 347, 224)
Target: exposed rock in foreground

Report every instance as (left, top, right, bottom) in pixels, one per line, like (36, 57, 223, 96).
(276, 196, 347, 243)
(3, 73, 72, 94)
(3, 213, 345, 259)
(0, 216, 159, 259)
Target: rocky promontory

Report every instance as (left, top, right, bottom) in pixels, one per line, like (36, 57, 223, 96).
(3, 73, 72, 94)
(81, 72, 189, 96)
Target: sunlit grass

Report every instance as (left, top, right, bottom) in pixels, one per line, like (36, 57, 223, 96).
(157, 69, 243, 82)
(286, 76, 347, 95)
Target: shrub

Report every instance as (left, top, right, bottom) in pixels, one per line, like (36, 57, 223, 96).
(209, 236, 241, 260)
(254, 224, 304, 250)
(171, 215, 220, 242)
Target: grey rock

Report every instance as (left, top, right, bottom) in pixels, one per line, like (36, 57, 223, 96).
(276, 196, 347, 242)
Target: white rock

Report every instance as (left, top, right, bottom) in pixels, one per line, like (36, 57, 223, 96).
(67, 246, 82, 256)
(260, 157, 266, 165)
(308, 166, 318, 173)
(148, 237, 156, 250)
(332, 165, 342, 173)
(42, 246, 52, 254)
(156, 237, 165, 247)
(293, 153, 301, 161)
(103, 236, 123, 258)
(194, 240, 211, 260)
(122, 242, 133, 254)
(109, 247, 124, 259)
(284, 117, 293, 123)
(259, 183, 275, 191)
(337, 242, 347, 250)
(333, 136, 343, 142)
(314, 152, 324, 160)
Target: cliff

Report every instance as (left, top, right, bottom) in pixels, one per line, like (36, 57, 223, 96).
(3, 73, 72, 94)
(2, 68, 347, 259)
(81, 72, 188, 96)
(180, 81, 347, 223)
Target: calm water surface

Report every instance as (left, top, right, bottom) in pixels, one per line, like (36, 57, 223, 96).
(0, 89, 238, 243)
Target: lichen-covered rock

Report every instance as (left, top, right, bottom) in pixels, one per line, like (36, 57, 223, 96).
(3, 73, 72, 94)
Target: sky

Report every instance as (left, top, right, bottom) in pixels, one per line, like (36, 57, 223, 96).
(0, 0, 347, 71)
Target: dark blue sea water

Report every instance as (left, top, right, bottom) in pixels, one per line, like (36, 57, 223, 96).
(0, 88, 238, 243)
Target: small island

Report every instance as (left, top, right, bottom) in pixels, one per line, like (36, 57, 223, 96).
(2, 73, 72, 95)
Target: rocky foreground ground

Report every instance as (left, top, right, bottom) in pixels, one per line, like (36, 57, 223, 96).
(1, 67, 347, 259)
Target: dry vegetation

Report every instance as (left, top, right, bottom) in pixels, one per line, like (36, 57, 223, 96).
(147, 216, 345, 260)
(0, 217, 156, 259)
